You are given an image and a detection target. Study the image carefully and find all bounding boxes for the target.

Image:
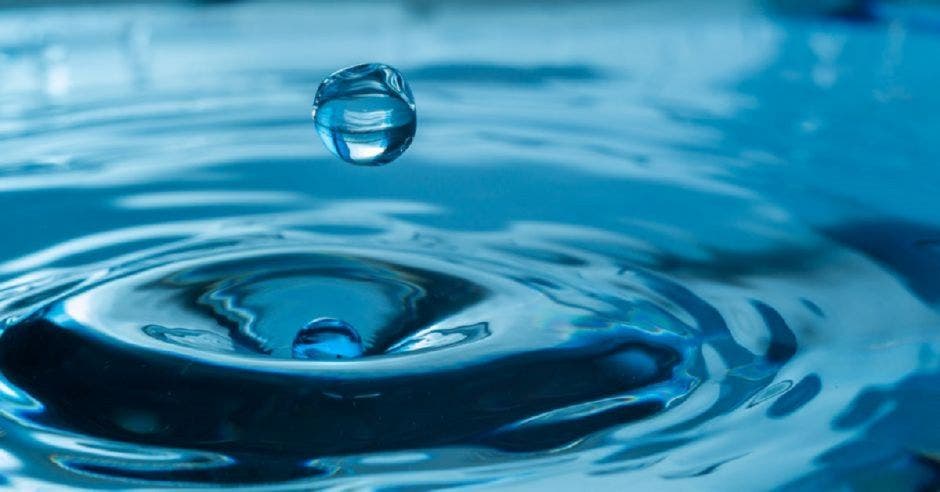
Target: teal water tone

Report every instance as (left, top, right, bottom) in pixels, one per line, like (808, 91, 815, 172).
(0, 1, 939, 490)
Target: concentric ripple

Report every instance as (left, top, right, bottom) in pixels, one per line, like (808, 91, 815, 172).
(0, 218, 806, 485)
(0, 232, 696, 454)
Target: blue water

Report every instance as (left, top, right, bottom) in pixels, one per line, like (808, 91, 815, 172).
(0, 1, 939, 490)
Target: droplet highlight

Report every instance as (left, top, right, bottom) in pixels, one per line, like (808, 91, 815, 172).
(311, 63, 416, 166)
(292, 317, 364, 360)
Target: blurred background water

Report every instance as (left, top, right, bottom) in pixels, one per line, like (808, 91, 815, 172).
(1, 0, 939, 490)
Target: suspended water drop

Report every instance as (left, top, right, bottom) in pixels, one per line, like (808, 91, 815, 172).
(311, 63, 416, 166)
(292, 317, 364, 360)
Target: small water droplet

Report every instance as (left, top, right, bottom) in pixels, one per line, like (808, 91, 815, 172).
(292, 318, 364, 360)
(311, 63, 416, 166)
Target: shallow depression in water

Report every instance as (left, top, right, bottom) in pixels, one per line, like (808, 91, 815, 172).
(0, 232, 708, 459)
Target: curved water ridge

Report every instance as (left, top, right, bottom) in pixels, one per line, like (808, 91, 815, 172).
(0, 217, 806, 485)
(0, 232, 696, 451)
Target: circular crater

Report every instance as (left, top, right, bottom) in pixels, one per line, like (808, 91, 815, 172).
(0, 238, 700, 459)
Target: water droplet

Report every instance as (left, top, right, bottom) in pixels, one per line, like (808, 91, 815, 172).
(292, 318, 364, 360)
(311, 63, 416, 166)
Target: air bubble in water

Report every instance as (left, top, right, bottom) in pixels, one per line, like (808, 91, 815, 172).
(292, 317, 364, 360)
(311, 63, 417, 166)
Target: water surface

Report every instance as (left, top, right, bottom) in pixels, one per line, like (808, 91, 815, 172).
(0, 1, 939, 490)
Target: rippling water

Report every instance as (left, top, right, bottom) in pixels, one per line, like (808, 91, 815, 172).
(1, 1, 940, 490)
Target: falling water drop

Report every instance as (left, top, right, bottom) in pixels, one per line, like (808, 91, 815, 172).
(292, 317, 364, 360)
(311, 63, 417, 166)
